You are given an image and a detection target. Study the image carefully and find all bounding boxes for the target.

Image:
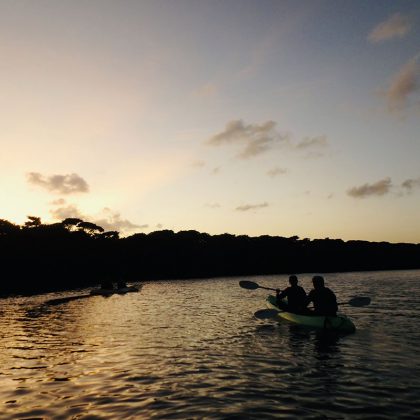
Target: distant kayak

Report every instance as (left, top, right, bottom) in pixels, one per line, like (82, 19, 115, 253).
(115, 286, 140, 294)
(45, 285, 142, 305)
(90, 285, 142, 296)
(266, 295, 356, 333)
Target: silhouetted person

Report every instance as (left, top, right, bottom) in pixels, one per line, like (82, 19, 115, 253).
(276, 275, 307, 313)
(100, 281, 113, 290)
(306, 275, 338, 316)
(117, 280, 127, 289)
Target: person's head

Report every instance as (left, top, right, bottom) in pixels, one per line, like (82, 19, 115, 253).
(312, 275, 325, 289)
(289, 275, 298, 286)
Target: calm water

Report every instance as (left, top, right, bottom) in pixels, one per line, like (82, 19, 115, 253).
(1, 270, 420, 419)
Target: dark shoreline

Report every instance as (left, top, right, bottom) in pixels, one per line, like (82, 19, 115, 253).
(1, 217, 420, 298)
(2, 267, 420, 301)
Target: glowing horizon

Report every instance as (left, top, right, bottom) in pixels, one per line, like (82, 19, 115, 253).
(1, 1, 419, 243)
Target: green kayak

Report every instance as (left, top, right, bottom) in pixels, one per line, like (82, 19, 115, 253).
(266, 295, 356, 333)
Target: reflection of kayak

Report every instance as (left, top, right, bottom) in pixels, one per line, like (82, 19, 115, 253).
(266, 295, 355, 333)
(115, 286, 140, 294)
(90, 285, 142, 296)
(90, 288, 115, 296)
(45, 285, 142, 305)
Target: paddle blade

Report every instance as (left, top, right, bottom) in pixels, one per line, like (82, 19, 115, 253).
(239, 280, 259, 290)
(254, 309, 280, 320)
(348, 296, 371, 307)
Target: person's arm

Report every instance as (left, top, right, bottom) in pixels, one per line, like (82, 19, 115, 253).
(332, 290, 338, 311)
(305, 290, 313, 307)
(276, 288, 287, 300)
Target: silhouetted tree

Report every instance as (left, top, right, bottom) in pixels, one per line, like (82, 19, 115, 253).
(0, 219, 20, 235)
(101, 231, 120, 240)
(24, 216, 42, 228)
(0, 215, 419, 297)
(62, 218, 83, 231)
(77, 221, 104, 236)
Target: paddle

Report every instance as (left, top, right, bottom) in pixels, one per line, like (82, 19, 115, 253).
(254, 308, 282, 319)
(338, 296, 371, 307)
(240, 281, 370, 305)
(239, 280, 277, 292)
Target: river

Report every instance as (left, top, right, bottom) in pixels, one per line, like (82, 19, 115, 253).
(1, 270, 419, 419)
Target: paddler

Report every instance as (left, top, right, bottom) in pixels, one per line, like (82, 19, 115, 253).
(276, 275, 307, 314)
(117, 280, 127, 289)
(306, 275, 338, 316)
(100, 281, 114, 290)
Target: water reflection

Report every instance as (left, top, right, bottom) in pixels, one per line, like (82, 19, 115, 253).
(1, 271, 420, 419)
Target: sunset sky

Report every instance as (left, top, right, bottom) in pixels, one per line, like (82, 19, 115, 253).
(1, 0, 419, 242)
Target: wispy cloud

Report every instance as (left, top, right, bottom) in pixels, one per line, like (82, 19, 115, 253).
(50, 204, 84, 220)
(347, 177, 392, 198)
(50, 204, 142, 234)
(95, 208, 145, 232)
(401, 177, 420, 192)
(368, 13, 412, 43)
(207, 119, 328, 159)
(191, 160, 206, 168)
(267, 167, 288, 177)
(50, 198, 67, 206)
(385, 56, 420, 112)
(27, 172, 89, 194)
(236, 202, 269, 211)
(205, 202, 221, 208)
(296, 135, 328, 150)
(207, 120, 289, 159)
(194, 82, 219, 98)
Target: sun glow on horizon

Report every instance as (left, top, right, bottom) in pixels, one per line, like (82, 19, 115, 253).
(1, 1, 420, 242)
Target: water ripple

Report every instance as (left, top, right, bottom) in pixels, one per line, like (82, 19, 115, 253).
(1, 271, 420, 418)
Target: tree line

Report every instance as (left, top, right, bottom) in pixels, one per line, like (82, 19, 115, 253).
(1, 216, 419, 296)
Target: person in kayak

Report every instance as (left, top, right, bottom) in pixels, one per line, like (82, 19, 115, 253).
(117, 280, 127, 289)
(276, 275, 307, 314)
(100, 281, 114, 290)
(306, 275, 338, 316)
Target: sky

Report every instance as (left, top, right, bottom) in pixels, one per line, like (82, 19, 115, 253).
(1, 0, 419, 243)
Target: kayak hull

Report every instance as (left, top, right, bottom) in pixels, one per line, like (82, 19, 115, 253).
(266, 295, 355, 333)
(90, 285, 141, 296)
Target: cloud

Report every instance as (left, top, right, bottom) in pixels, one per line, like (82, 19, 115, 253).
(50, 204, 142, 234)
(50, 198, 67, 205)
(267, 167, 288, 177)
(401, 177, 420, 192)
(205, 202, 221, 208)
(206, 120, 328, 159)
(347, 177, 392, 198)
(27, 172, 89, 194)
(236, 202, 269, 211)
(94, 208, 144, 232)
(50, 204, 84, 220)
(207, 120, 289, 159)
(385, 56, 420, 112)
(191, 160, 206, 168)
(296, 135, 328, 150)
(194, 82, 219, 98)
(368, 13, 412, 43)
